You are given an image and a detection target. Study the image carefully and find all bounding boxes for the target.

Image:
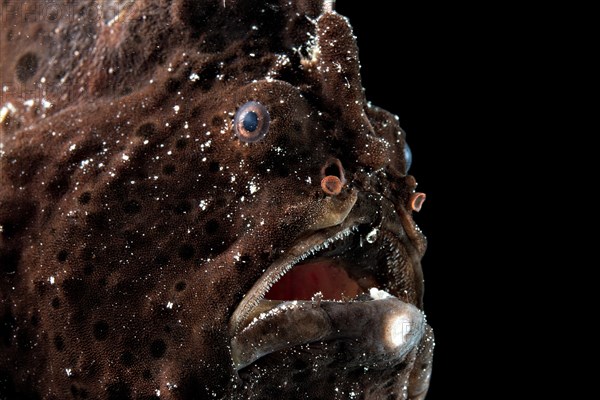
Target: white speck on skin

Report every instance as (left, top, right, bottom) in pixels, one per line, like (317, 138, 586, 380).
(166, 302, 173, 309)
(0, 103, 16, 123)
(199, 200, 208, 210)
(122, 154, 129, 161)
(49, 276, 55, 285)
(173, 105, 180, 114)
(65, 368, 72, 377)
(69, 144, 77, 151)
(189, 72, 199, 81)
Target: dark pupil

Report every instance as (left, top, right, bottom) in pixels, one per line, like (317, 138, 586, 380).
(242, 111, 259, 132)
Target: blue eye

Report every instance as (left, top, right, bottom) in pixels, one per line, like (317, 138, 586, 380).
(404, 142, 412, 173)
(234, 101, 270, 143)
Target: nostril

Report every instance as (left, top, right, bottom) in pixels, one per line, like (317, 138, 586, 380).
(321, 176, 343, 196)
(410, 192, 426, 212)
(321, 158, 346, 184)
(324, 164, 340, 178)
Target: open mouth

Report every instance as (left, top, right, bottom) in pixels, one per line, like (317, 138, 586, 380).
(229, 223, 425, 371)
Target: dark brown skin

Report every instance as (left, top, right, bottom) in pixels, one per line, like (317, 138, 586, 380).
(0, 1, 433, 399)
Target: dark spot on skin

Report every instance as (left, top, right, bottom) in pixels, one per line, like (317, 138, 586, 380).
(276, 165, 290, 177)
(175, 0, 217, 32)
(0, 250, 20, 275)
(162, 164, 176, 175)
(292, 359, 308, 370)
(120, 351, 134, 366)
(175, 200, 191, 214)
(107, 382, 132, 400)
(196, 62, 220, 92)
(135, 123, 157, 138)
(86, 211, 109, 231)
(165, 78, 181, 93)
(142, 370, 152, 381)
(176, 138, 187, 149)
(78, 192, 92, 204)
(292, 369, 311, 383)
(53, 335, 65, 351)
(62, 278, 87, 304)
(16, 329, 33, 351)
(57, 250, 68, 262)
(199, 31, 226, 52)
(93, 321, 109, 341)
(123, 200, 141, 215)
(30, 314, 39, 326)
(211, 115, 223, 127)
(72, 310, 87, 324)
(47, 174, 70, 199)
(208, 161, 220, 172)
(51, 297, 60, 309)
(175, 281, 186, 291)
(35, 281, 46, 296)
(154, 254, 169, 266)
(205, 219, 219, 234)
(83, 264, 94, 275)
(0, 312, 16, 347)
(150, 339, 166, 358)
(178, 244, 194, 260)
(15, 52, 38, 82)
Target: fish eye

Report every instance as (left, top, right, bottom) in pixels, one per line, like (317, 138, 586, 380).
(404, 142, 412, 173)
(234, 101, 270, 143)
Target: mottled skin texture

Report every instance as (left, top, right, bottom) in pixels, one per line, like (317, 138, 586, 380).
(0, 1, 433, 399)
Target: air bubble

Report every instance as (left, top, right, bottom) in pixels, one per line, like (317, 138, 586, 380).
(366, 228, 378, 244)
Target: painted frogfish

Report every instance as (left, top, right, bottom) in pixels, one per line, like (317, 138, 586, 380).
(0, 0, 434, 398)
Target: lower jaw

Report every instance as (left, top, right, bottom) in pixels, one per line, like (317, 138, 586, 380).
(231, 287, 425, 371)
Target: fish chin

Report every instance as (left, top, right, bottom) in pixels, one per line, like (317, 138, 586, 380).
(231, 289, 425, 371)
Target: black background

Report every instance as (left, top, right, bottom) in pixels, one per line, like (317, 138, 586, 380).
(335, 3, 477, 398)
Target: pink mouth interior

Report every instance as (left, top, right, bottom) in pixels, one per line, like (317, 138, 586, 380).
(264, 260, 363, 301)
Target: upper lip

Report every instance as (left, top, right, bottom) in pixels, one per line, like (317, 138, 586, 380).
(229, 222, 362, 336)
